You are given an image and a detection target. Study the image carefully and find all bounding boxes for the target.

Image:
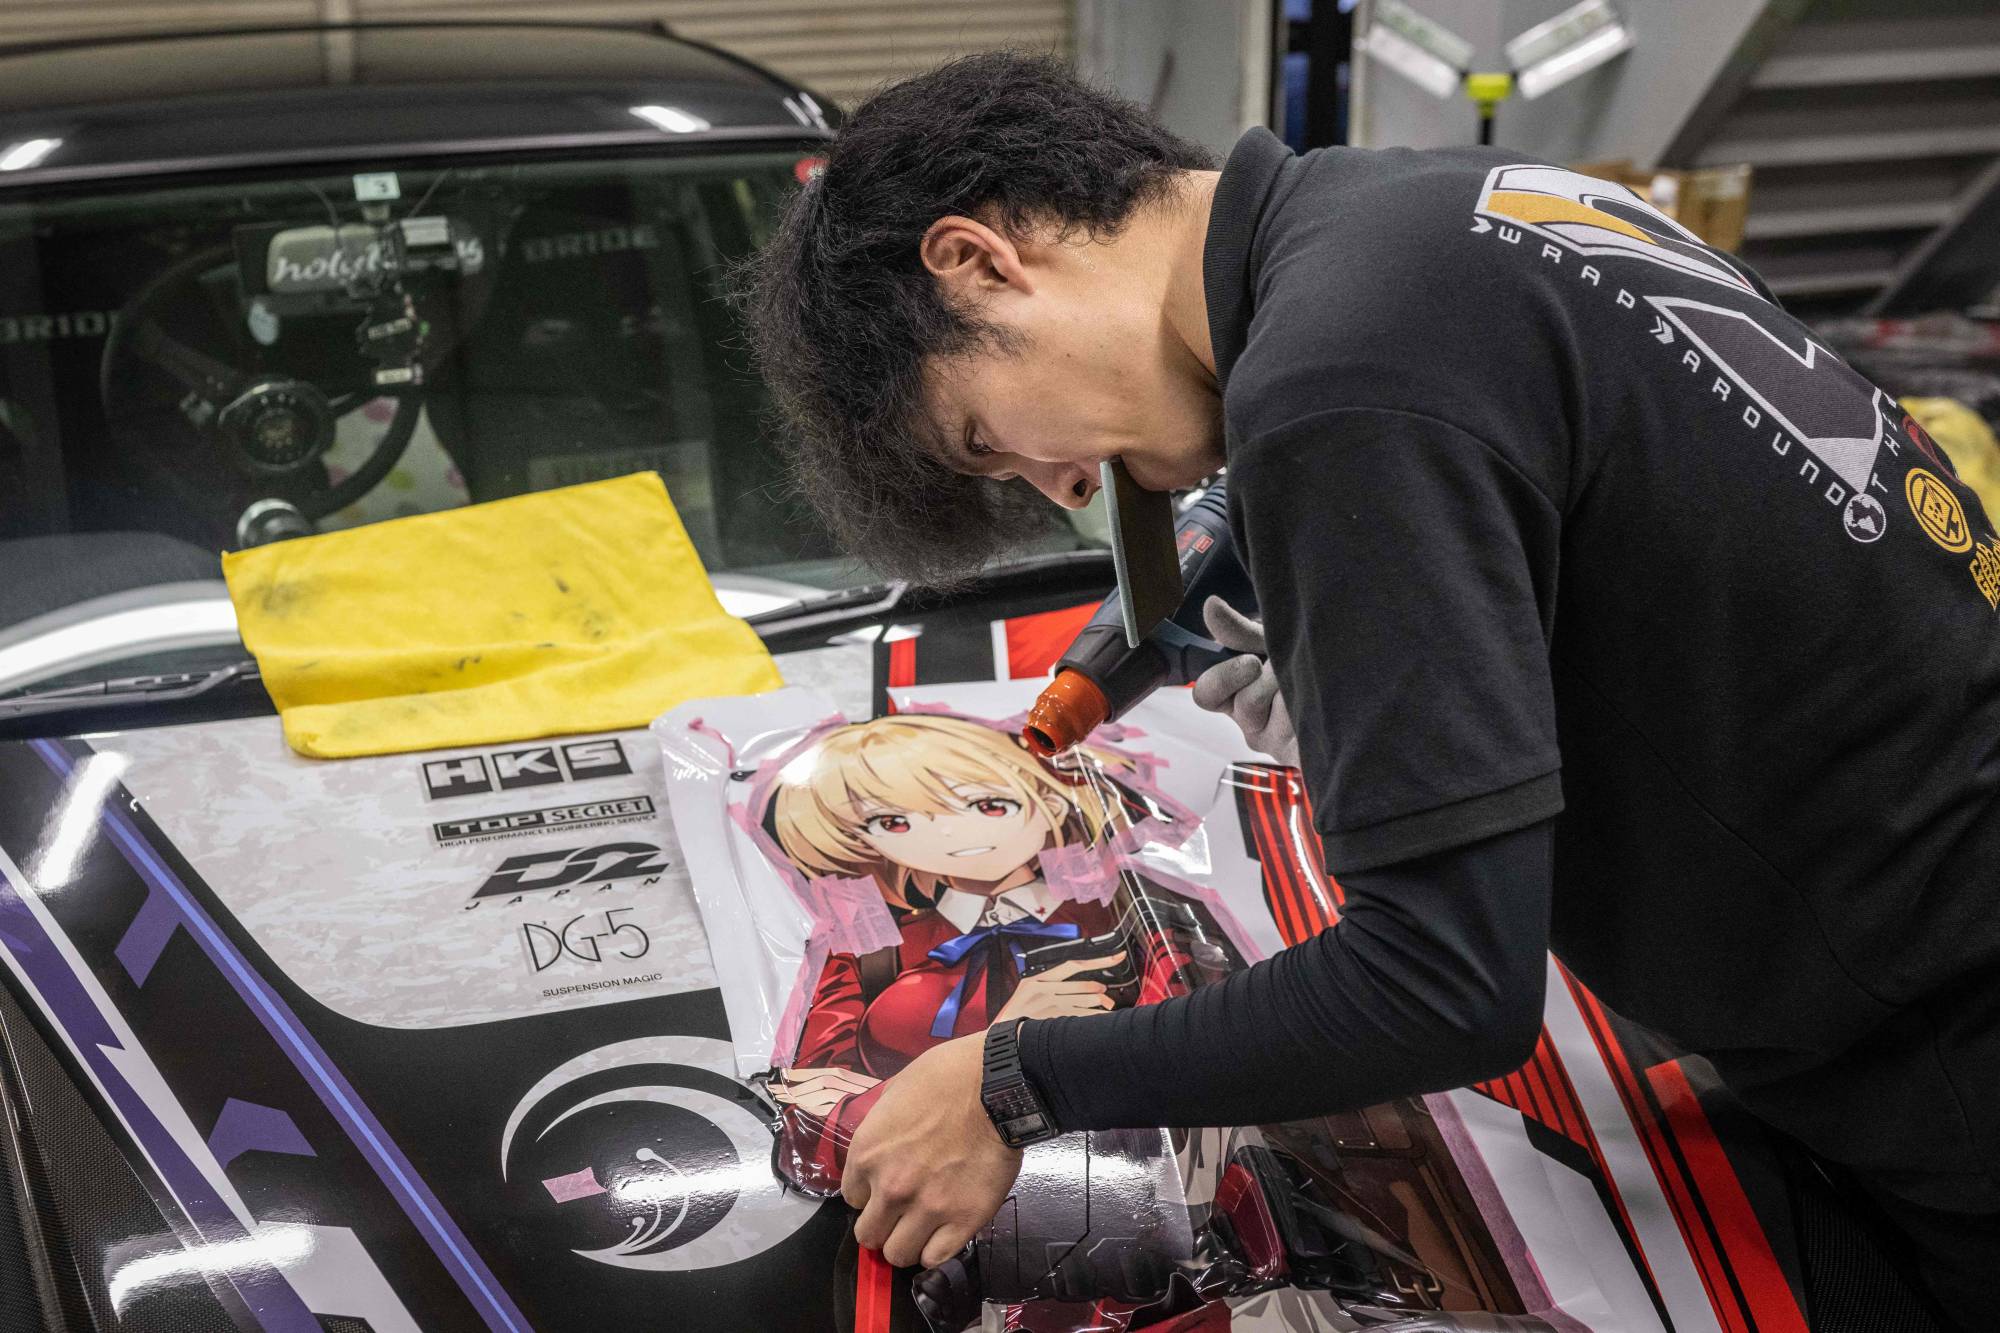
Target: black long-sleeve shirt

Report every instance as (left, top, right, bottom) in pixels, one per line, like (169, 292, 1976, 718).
(1019, 821, 1551, 1130)
(1026, 128, 2000, 1208)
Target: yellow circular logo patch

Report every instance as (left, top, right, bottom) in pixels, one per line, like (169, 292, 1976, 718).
(1905, 468, 1973, 554)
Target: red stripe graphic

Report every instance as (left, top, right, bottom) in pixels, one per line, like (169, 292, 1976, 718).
(1232, 764, 1720, 1320)
(1649, 1060, 1809, 1333)
(1255, 778, 1314, 942)
(855, 1246, 895, 1333)
(886, 637, 916, 689)
(1519, 1061, 1556, 1131)
(1564, 968, 1759, 1333)
(1239, 766, 1339, 946)
(1000, 601, 1101, 678)
(1538, 1034, 1663, 1303)
(1277, 767, 1342, 909)
(1539, 1040, 1589, 1148)
(1469, 1022, 1668, 1312)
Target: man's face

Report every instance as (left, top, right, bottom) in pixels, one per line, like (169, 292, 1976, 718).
(920, 212, 1225, 506)
(929, 338, 1224, 505)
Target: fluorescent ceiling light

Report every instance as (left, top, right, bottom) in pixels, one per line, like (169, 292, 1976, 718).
(1361, 1, 1473, 100)
(631, 105, 711, 134)
(1507, 0, 1616, 70)
(1361, 24, 1462, 100)
(0, 137, 61, 172)
(1516, 22, 1633, 98)
(1374, 0, 1474, 70)
(1512, 1, 1633, 99)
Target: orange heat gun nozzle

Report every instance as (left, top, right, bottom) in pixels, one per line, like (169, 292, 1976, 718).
(1021, 670, 1111, 757)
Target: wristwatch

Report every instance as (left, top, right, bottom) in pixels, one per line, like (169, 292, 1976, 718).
(979, 1019, 1061, 1148)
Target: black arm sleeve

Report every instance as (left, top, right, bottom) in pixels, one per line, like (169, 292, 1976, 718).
(1017, 818, 1552, 1131)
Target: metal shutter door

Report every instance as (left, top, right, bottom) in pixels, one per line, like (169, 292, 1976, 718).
(0, 2, 320, 43)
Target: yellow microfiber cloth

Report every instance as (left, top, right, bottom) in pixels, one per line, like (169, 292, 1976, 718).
(222, 472, 783, 759)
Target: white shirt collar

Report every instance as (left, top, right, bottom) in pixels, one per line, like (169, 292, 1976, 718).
(934, 880, 1060, 933)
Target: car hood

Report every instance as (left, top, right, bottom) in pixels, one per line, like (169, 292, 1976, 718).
(0, 623, 1820, 1332)
(0, 639, 874, 1332)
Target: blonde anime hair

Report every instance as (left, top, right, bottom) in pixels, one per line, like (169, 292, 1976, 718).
(770, 713, 1130, 909)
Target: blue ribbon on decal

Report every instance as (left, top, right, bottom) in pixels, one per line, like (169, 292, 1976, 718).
(927, 919, 1080, 1038)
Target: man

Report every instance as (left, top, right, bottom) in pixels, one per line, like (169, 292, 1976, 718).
(742, 52, 2000, 1322)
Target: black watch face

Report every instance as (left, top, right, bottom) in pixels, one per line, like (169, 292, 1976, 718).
(999, 1111, 1052, 1145)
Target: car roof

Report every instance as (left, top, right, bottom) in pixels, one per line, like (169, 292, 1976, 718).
(0, 21, 830, 187)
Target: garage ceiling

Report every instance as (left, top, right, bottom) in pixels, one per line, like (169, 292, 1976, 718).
(0, 0, 1071, 108)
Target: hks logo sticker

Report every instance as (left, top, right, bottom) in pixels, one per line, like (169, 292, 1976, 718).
(1905, 468, 1974, 554)
(422, 738, 633, 800)
(500, 1037, 820, 1271)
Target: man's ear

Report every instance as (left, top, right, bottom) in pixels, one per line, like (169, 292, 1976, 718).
(920, 215, 1034, 301)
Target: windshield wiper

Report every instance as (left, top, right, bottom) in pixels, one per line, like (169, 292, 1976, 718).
(970, 549, 1114, 585)
(0, 660, 262, 720)
(742, 550, 1116, 639)
(744, 580, 907, 634)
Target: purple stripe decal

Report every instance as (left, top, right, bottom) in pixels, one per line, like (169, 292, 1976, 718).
(0, 869, 320, 1332)
(31, 739, 531, 1333)
(207, 1099, 316, 1171)
(114, 880, 183, 986)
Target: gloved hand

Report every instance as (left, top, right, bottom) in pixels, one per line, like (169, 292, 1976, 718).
(1191, 597, 1300, 767)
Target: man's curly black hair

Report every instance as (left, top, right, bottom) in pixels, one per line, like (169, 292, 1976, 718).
(737, 51, 1215, 585)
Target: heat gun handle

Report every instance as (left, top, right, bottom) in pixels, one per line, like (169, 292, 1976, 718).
(1149, 620, 1240, 695)
(1053, 616, 1246, 728)
(1021, 483, 1257, 756)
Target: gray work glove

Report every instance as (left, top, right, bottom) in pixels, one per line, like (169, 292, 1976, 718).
(1190, 597, 1300, 767)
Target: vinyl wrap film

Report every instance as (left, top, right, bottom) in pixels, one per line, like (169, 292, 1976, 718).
(0, 646, 1817, 1331)
(656, 682, 1650, 1332)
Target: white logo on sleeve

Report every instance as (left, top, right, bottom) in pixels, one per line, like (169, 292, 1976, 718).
(1472, 164, 1759, 297)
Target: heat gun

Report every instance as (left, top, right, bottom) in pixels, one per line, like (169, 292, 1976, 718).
(1021, 482, 1256, 756)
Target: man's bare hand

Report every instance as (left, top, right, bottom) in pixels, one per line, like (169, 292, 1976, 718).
(992, 951, 1125, 1022)
(767, 1066, 882, 1117)
(843, 1033, 1023, 1270)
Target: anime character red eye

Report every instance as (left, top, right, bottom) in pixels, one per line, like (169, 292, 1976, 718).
(863, 813, 913, 835)
(970, 797, 1022, 818)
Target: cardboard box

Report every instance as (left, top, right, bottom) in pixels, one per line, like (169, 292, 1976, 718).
(1571, 159, 1754, 254)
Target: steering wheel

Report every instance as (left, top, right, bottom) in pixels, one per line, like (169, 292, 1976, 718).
(97, 244, 425, 525)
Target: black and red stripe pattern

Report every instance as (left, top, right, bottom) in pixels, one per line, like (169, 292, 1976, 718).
(1229, 763, 1342, 943)
(1475, 1031, 1594, 1157)
(1564, 968, 1810, 1333)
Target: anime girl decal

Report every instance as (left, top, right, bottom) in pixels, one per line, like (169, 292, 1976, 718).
(759, 712, 1245, 1195)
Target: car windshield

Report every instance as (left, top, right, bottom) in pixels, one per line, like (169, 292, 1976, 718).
(0, 147, 1107, 693)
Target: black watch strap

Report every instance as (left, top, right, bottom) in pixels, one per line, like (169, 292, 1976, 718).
(980, 1019, 1060, 1147)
